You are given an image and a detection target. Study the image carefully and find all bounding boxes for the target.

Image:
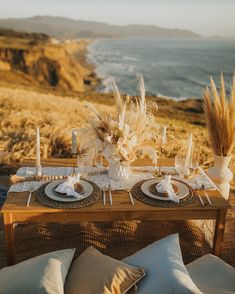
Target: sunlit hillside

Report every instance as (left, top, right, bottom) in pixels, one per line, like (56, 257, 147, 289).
(0, 86, 213, 168)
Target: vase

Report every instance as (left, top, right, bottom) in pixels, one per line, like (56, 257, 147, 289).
(108, 161, 130, 181)
(207, 154, 233, 200)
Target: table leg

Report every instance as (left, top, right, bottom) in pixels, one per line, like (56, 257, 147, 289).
(3, 213, 16, 265)
(213, 209, 227, 257)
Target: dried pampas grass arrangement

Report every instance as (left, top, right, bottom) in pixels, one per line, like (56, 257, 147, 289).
(203, 74, 235, 156)
(78, 76, 160, 164)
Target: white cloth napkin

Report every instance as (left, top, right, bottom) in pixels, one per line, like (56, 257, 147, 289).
(55, 174, 84, 199)
(156, 175, 179, 203)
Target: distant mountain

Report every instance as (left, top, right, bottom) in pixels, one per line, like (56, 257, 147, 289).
(0, 16, 200, 39)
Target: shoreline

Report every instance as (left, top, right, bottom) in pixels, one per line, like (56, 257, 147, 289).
(83, 39, 202, 103)
(63, 38, 101, 92)
(0, 33, 203, 103)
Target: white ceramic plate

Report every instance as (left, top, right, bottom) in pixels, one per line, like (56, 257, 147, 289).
(141, 179, 189, 201)
(45, 179, 93, 202)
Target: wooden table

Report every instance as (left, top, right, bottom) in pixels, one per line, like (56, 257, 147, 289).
(1, 158, 230, 265)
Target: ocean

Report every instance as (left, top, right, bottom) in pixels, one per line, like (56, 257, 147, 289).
(88, 37, 235, 100)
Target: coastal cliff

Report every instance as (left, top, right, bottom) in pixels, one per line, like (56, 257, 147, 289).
(0, 30, 96, 92)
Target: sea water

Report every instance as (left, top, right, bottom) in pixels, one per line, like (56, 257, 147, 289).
(88, 37, 235, 100)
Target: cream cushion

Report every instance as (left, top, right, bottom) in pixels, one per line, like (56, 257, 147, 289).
(187, 254, 235, 294)
(64, 246, 145, 294)
(0, 248, 75, 294)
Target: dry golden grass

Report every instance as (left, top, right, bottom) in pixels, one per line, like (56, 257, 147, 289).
(0, 86, 214, 168)
(0, 87, 112, 166)
(204, 74, 235, 156)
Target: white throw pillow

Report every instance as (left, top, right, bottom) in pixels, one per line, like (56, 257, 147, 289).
(187, 254, 235, 294)
(0, 248, 75, 294)
(123, 233, 202, 294)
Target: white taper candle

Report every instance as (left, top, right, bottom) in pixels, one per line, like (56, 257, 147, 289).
(186, 133, 193, 168)
(72, 130, 77, 155)
(36, 127, 42, 176)
(161, 126, 167, 145)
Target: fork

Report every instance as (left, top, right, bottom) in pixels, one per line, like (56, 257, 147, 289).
(127, 188, 134, 206)
(102, 189, 106, 206)
(194, 177, 205, 206)
(201, 184, 212, 205)
(27, 185, 35, 207)
(108, 184, 112, 206)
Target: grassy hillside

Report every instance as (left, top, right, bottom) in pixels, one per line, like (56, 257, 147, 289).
(0, 85, 213, 168)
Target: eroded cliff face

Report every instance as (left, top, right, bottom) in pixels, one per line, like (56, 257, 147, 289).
(0, 34, 95, 92)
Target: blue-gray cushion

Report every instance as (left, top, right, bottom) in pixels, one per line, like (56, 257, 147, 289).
(123, 233, 201, 294)
(0, 248, 75, 294)
(187, 254, 235, 294)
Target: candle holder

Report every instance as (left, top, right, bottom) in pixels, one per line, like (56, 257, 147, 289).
(154, 125, 167, 177)
(159, 146, 164, 176)
(36, 127, 42, 177)
(36, 165, 42, 177)
(71, 152, 77, 176)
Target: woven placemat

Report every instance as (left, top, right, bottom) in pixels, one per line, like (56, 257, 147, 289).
(36, 180, 102, 209)
(131, 178, 196, 207)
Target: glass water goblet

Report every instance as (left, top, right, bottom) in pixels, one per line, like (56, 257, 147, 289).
(175, 155, 189, 179)
(95, 149, 104, 168)
(77, 153, 90, 178)
(191, 151, 199, 176)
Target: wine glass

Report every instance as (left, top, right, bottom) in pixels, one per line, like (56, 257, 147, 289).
(155, 126, 167, 176)
(175, 154, 189, 179)
(190, 147, 200, 177)
(94, 142, 104, 168)
(77, 153, 90, 178)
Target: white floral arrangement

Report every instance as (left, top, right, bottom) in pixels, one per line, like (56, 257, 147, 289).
(78, 76, 159, 166)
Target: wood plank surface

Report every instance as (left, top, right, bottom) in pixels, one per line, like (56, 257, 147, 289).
(2, 158, 230, 217)
(1, 158, 231, 263)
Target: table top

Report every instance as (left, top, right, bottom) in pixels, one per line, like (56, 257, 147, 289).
(1, 159, 230, 220)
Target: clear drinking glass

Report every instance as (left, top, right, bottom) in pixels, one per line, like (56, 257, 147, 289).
(77, 153, 89, 178)
(94, 142, 104, 168)
(191, 148, 199, 176)
(175, 154, 189, 179)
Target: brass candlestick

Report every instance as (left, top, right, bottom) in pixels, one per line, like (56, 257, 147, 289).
(158, 146, 164, 176)
(154, 143, 165, 178)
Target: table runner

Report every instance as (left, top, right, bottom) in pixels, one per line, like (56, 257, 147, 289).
(9, 166, 217, 193)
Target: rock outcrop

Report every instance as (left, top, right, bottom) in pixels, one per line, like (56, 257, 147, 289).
(0, 30, 95, 92)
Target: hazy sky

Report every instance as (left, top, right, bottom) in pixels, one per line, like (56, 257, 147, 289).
(1, 0, 235, 37)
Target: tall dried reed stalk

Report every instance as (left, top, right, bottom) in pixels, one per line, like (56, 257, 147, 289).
(78, 76, 159, 164)
(203, 74, 235, 156)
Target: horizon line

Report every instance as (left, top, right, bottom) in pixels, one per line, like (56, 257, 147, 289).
(0, 14, 234, 39)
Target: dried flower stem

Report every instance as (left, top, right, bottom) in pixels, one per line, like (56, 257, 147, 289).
(203, 74, 235, 156)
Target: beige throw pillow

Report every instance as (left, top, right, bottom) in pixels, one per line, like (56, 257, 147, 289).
(65, 246, 145, 294)
(0, 248, 75, 294)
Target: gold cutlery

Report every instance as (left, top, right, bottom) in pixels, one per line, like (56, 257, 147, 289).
(194, 177, 205, 206)
(27, 186, 35, 207)
(108, 184, 112, 206)
(201, 184, 212, 205)
(127, 188, 134, 206)
(102, 190, 106, 206)
(196, 191, 204, 206)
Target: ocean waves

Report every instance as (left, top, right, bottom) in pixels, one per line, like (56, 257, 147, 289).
(88, 37, 235, 100)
